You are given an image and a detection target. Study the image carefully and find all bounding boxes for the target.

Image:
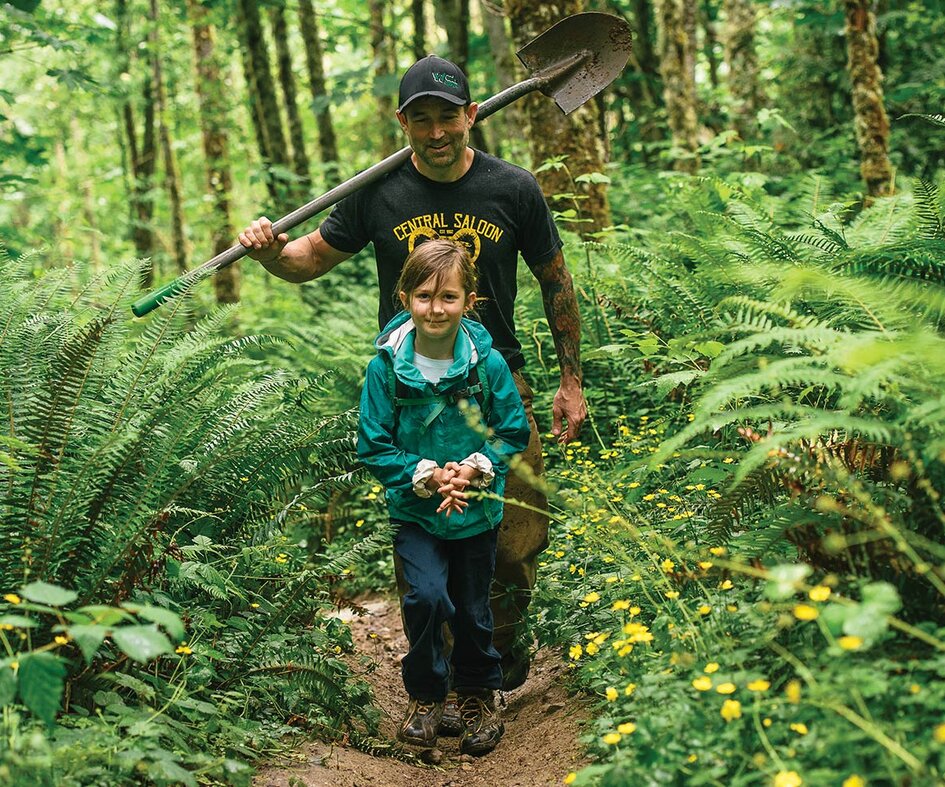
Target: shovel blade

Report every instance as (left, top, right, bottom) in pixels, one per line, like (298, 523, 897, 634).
(516, 12, 632, 115)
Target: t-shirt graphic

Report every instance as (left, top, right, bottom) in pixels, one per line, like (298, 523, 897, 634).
(320, 151, 562, 371)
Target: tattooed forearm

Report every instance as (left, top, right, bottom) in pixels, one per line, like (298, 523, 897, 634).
(531, 250, 582, 383)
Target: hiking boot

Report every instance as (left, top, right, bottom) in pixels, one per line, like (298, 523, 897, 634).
(457, 689, 504, 756)
(397, 697, 444, 748)
(500, 639, 531, 691)
(437, 691, 463, 737)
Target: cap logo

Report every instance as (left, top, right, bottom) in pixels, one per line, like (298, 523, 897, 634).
(432, 71, 460, 89)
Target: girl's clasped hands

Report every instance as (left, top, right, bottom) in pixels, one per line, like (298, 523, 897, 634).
(428, 461, 482, 517)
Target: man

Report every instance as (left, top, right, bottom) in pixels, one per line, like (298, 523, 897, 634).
(238, 54, 586, 745)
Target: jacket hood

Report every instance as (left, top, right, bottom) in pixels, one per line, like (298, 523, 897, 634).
(374, 310, 494, 390)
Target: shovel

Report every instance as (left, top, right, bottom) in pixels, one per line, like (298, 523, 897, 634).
(131, 12, 632, 317)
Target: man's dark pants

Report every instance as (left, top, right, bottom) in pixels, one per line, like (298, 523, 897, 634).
(394, 371, 549, 691)
(394, 522, 502, 701)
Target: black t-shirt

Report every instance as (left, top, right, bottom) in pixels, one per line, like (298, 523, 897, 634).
(319, 150, 562, 371)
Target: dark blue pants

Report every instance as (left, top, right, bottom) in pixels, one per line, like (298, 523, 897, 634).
(393, 522, 502, 702)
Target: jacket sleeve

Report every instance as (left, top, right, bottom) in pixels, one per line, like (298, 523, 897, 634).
(479, 351, 532, 478)
(357, 357, 427, 493)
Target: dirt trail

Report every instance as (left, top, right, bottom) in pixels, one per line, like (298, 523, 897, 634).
(255, 597, 589, 787)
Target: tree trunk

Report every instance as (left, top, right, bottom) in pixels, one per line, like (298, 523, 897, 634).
(270, 3, 310, 201)
(505, 0, 611, 234)
(71, 118, 101, 273)
(701, 0, 719, 90)
(115, 0, 156, 283)
(435, 0, 490, 152)
(412, 0, 427, 60)
(722, 0, 763, 140)
(237, 0, 292, 211)
(654, 0, 700, 172)
(478, 0, 522, 156)
(188, 0, 240, 304)
(298, 0, 340, 187)
(370, 0, 399, 158)
(844, 0, 893, 199)
(150, 0, 188, 274)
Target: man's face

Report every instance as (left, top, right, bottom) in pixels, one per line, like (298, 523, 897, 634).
(396, 97, 478, 176)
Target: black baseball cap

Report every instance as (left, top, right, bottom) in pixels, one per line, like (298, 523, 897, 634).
(397, 55, 471, 113)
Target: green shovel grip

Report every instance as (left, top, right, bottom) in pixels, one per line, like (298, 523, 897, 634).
(131, 276, 192, 317)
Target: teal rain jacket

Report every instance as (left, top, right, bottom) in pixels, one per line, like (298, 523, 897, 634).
(357, 311, 531, 540)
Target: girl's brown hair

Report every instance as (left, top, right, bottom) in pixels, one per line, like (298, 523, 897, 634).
(395, 238, 478, 306)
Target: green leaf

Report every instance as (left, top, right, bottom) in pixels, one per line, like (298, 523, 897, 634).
(575, 171, 611, 184)
(123, 604, 185, 642)
(17, 652, 66, 727)
(0, 614, 36, 629)
(66, 624, 108, 665)
(77, 605, 134, 626)
(111, 625, 173, 663)
(0, 666, 15, 706)
(763, 564, 811, 601)
(694, 341, 725, 358)
(861, 582, 901, 615)
(19, 581, 77, 607)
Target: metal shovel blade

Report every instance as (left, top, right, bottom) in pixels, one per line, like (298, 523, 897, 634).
(515, 12, 632, 115)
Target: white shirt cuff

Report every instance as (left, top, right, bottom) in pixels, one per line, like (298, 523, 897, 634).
(412, 459, 438, 498)
(460, 452, 495, 489)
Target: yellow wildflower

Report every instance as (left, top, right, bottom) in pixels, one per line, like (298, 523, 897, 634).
(250, 603, 260, 609)
(275, 553, 288, 564)
(564, 774, 577, 785)
(720, 580, 733, 590)
(612, 599, 630, 611)
(842, 777, 866, 787)
(661, 559, 675, 573)
(934, 723, 945, 743)
(793, 604, 818, 621)
(785, 679, 801, 704)
(790, 723, 809, 735)
(624, 683, 637, 696)
(692, 676, 713, 691)
(586, 642, 599, 656)
(605, 687, 618, 701)
(715, 682, 736, 695)
(720, 699, 741, 721)
(176, 645, 193, 655)
(808, 585, 831, 602)
(3, 594, 21, 605)
(910, 684, 921, 694)
(704, 662, 720, 674)
(629, 606, 641, 616)
(602, 732, 622, 745)
(665, 590, 680, 600)
(617, 722, 637, 734)
(747, 679, 770, 692)
(773, 771, 802, 787)
(54, 635, 69, 646)
(583, 592, 601, 603)
(698, 605, 711, 616)
(698, 561, 713, 570)
(569, 644, 583, 660)
(838, 636, 863, 650)
(709, 547, 726, 556)
(726, 604, 738, 612)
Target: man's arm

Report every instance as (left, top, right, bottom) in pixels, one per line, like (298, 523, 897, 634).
(529, 249, 588, 443)
(237, 217, 352, 283)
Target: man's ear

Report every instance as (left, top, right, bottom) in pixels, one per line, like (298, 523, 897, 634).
(465, 102, 479, 127)
(396, 110, 408, 133)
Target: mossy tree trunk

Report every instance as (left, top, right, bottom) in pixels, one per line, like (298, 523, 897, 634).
(237, 0, 292, 211)
(187, 0, 240, 304)
(412, 0, 427, 60)
(478, 0, 521, 157)
(370, 0, 399, 158)
(149, 0, 188, 274)
(844, 0, 894, 198)
(722, 0, 763, 140)
(298, 0, 340, 187)
(654, 0, 700, 172)
(505, 0, 612, 234)
(270, 3, 310, 202)
(115, 0, 156, 284)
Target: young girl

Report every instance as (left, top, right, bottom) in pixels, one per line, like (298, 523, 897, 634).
(357, 238, 531, 756)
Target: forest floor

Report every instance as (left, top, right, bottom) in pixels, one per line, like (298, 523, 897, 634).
(255, 596, 590, 787)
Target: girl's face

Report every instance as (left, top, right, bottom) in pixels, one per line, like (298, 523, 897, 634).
(399, 266, 476, 346)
